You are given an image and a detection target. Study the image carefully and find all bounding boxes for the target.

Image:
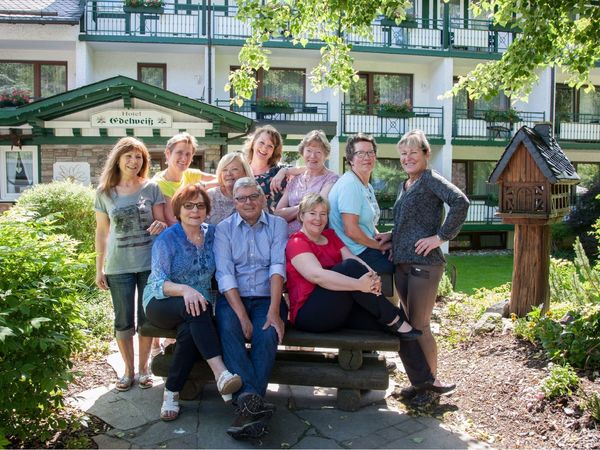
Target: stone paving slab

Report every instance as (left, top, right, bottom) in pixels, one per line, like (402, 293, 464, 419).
(71, 350, 489, 449)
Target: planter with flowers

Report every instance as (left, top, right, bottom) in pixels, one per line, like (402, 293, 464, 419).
(123, 0, 164, 14)
(377, 100, 415, 118)
(0, 89, 31, 108)
(484, 108, 522, 124)
(256, 97, 294, 114)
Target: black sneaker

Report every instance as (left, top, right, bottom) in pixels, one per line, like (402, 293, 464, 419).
(409, 390, 440, 408)
(237, 393, 275, 420)
(227, 412, 268, 440)
(399, 385, 417, 400)
(226, 393, 274, 440)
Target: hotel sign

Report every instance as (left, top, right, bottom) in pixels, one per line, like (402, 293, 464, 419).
(90, 109, 172, 128)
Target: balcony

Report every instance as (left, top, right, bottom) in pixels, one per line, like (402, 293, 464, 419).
(214, 99, 329, 122)
(556, 112, 600, 143)
(81, 0, 207, 41)
(452, 108, 545, 144)
(341, 104, 443, 139)
(80, 1, 516, 57)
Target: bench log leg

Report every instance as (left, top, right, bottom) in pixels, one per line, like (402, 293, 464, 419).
(337, 388, 361, 411)
(338, 349, 363, 370)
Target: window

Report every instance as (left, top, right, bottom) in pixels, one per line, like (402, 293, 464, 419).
(344, 72, 413, 114)
(556, 83, 600, 121)
(138, 63, 167, 89)
(452, 160, 497, 197)
(0, 146, 39, 201)
(453, 76, 509, 118)
(0, 61, 67, 99)
(229, 67, 305, 103)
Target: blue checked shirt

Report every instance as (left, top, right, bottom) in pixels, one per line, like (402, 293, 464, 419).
(214, 211, 287, 297)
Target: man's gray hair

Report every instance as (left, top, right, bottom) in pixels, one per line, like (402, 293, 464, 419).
(233, 177, 263, 197)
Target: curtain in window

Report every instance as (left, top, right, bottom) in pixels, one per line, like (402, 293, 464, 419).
(6, 151, 33, 194)
(263, 69, 304, 103)
(373, 74, 411, 105)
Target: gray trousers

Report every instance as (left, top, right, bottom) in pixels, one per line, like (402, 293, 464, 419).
(395, 263, 445, 379)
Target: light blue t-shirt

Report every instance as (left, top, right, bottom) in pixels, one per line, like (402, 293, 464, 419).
(328, 171, 380, 255)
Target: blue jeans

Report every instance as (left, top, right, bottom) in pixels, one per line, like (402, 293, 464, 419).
(358, 247, 394, 274)
(106, 271, 150, 340)
(215, 294, 288, 399)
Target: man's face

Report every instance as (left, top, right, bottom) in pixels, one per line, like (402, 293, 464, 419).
(234, 185, 264, 223)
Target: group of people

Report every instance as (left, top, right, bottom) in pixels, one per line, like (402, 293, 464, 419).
(94, 125, 469, 440)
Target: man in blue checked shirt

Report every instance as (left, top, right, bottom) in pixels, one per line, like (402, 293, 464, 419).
(214, 176, 288, 440)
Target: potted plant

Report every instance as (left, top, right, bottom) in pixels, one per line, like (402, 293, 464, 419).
(484, 108, 522, 124)
(255, 96, 294, 114)
(378, 100, 415, 118)
(123, 0, 165, 14)
(0, 88, 31, 108)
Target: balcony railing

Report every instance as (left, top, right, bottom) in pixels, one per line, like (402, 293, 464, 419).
(80, 1, 517, 56)
(214, 99, 329, 122)
(452, 108, 546, 142)
(341, 104, 444, 139)
(448, 18, 516, 53)
(556, 112, 600, 142)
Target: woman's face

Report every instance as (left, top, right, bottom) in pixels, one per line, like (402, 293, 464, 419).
(221, 159, 246, 190)
(349, 140, 376, 178)
(252, 132, 275, 165)
(118, 150, 144, 177)
(399, 145, 429, 177)
(301, 203, 328, 235)
(166, 141, 194, 173)
(302, 142, 327, 172)
(179, 194, 207, 226)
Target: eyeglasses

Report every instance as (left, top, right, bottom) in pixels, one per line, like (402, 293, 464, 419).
(353, 150, 376, 159)
(234, 193, 261, 203)
(182, 202, 207, 210)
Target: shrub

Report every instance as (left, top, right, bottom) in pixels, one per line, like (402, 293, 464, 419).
(565, 180, 600, 260)
(437, 272, 454, 298)
(0, 217, 88, 443)
(77, 290, 114, 358)
(541, 364, 580, 399)
(584, 392, 600, 422)
(12, 180, 96, 253)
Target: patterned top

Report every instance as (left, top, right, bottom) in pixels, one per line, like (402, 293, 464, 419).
(206, 187, 235, 225)
(143, 222, 216, 310)
(94, 181, 165, 275)
(153, 168, 205, 198)
(392, 169, 469, 266)
(284, 169, 339, 235)
(255, 164, 289, 212)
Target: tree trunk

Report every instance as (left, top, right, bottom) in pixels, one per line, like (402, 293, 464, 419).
(510, 224, 551, 317)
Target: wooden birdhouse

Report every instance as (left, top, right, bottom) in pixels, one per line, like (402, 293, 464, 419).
(489, 123, 579, 316)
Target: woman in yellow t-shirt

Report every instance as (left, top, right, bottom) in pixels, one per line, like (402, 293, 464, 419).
(153, 132, 218, 225)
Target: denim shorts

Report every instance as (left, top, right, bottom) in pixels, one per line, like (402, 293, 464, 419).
(106, 271, 150, 340)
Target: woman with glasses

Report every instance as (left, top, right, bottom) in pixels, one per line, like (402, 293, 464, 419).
(143, 183, 242, 422)
(244, 125, 305, 212)
(206, 152, 254, 225)
(275, 130, 339, 236)
(328, 134, 394, 274)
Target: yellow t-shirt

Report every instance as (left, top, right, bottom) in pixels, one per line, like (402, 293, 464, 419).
(153, 169, 205, 198)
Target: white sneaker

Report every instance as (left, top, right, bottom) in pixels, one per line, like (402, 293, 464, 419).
(217, 370, 242, 400)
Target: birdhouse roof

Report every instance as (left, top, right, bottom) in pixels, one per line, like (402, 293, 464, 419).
(489, 124, 580, 184)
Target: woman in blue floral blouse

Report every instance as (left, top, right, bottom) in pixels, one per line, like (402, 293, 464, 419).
(143, 183, 242, 422)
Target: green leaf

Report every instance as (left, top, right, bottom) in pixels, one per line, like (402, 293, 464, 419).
(31, 317, 51, 329)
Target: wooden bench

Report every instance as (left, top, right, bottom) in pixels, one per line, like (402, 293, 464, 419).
(141, 323, 399, 411)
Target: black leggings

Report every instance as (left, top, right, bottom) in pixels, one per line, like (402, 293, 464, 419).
(146, 296, 222, 392)
(294, 259, 434, 386)
(295, 259, 401, 332)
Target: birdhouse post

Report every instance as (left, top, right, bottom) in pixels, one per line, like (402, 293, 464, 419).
(489, 124, 580, 316)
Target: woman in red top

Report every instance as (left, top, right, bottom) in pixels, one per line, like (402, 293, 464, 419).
(285, 193, 420, 338)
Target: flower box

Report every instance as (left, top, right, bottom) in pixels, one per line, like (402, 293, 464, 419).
(377, 101, 415, 118)
(256, 105, 295, 114)
(123, 6, 164, 13)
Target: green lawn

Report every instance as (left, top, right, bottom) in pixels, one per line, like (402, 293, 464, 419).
(446, 254, 514, 295)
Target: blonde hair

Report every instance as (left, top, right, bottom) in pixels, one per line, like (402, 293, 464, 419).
(216, 152, 254, 187)
(298, 130, 331, 157)
(98, 137, 150, 195)
(397, 129, 431, 154)
(297, 193, 329, 224)
(243, 125, 283, 167)
(165, 132, 198, 155)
